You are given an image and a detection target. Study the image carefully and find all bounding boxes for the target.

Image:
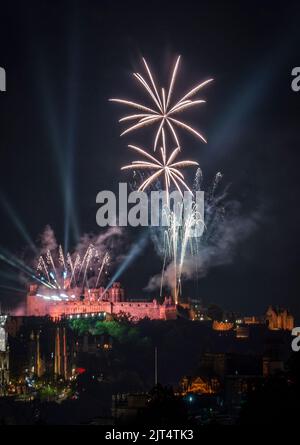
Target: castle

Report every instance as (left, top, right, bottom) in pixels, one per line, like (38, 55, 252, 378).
(26, 282, 177, 321)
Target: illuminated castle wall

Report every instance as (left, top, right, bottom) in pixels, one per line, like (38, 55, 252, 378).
(26, 282, 177, 321)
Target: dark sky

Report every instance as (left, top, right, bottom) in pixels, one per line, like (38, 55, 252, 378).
(0, 0, 299, 319)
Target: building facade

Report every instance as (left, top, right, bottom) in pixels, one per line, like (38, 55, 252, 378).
(26, 282, 177, 321)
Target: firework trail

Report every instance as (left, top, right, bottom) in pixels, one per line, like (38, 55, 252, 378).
(37, 255, 50, 282)
(193, 167, 203, 193)
(70, 254, 81, 285)
(161, 198, 205, 303)
(110, 56, 213, 150)
(77, 244, 92, 278)
(58, 245, 66, 270)
(46, 250, 57, 277)
(95, 252, 110, 288)
(66, 252, 74, 275)
(82, 245, 95, 288)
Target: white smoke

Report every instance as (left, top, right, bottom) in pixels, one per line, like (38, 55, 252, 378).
(74, 226, 124, 259)
(38, 225, 58, 253)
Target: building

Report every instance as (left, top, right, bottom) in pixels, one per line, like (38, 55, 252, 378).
(262, 357, 284, 377)
(236, 325, 250, 339)
(0, 316, 77, 383)
(211, 308, 294, 333)
(212, 321, 234, 331)
(224, 375, 263, 414)
(26, 282, 177, 321)
(112, 393, 149, 424)
(188, 301, 207, 321)
(266, 306, 294, 331)
(180, 375, 218, 395)
(242, 316, 265, 325)
(0, 315, 9, 394)
(199, 352, 262, 382)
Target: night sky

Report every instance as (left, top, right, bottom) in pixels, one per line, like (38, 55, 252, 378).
(0, 0, 299, 319)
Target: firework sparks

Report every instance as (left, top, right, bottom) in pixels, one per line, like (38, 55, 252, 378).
(161, 201, 205, 304)
(58, 245, 66, 270)
(36, 244, 110, 291)
(70, 254, 81, 285)
(37, 255, 50, 282)
(82, 244, 95, 287)
(95, 251, 110, 288)
(121, 134, 199, 201)
(148, 171, 226, 303)
(110, 56, 213, 150)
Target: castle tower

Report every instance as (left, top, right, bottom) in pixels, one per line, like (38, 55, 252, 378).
(109, 282, 125, 302)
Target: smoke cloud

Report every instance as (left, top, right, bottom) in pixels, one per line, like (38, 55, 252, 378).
(38, 225, 58, 253)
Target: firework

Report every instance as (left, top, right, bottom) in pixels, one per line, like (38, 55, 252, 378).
(95, 251, 110, 288)
(82, 244, 95, 286)
(70, 254, 81, 285)
(109, 55, 214, 304)
(37, 255, 50, 282)
(58, 245, 66, 269)
(110, 56, 213, 150)
(66, 252, 74, 275)
(162, 201, 205, 304)
(36, 244, 110, 292)
(121, 132, 198, 202)
(152, 171, 227, 303)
